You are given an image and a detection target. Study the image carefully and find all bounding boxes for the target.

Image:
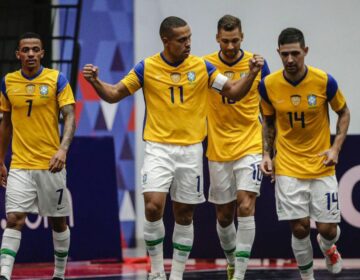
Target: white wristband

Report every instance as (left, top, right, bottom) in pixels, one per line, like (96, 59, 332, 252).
(211, 73, 228, 92)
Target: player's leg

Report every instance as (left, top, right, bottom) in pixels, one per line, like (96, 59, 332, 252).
(34, 169, 72, 280)
(232, 154, 262, 280)
(141, 142, 174, 279)
(208, 160, 236, 277)
(311, 176, 342, 274)
(276, 176, 314, 280)
(49, 217, 70, 280)
(1, 169, 36, 280)
(169, 143, 205, 280)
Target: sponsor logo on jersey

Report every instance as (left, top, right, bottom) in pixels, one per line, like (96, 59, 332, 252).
(187, 71, 196, 83)
(26, 84, 35, 94)
(170, 72, 181, 83)
(307, 94, 317, 107)
(290, 95, 301, 106)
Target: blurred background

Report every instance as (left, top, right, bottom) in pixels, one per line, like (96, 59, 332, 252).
(0, 0, 359, 267)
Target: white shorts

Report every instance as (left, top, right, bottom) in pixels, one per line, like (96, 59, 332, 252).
(208, 154, 262, 204)
(6, 169, 72, 217)
(141, 141, 205, 204)
(275, 175, 341, 223)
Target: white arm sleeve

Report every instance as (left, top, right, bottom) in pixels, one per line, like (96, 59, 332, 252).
(211, 73, 228, 92)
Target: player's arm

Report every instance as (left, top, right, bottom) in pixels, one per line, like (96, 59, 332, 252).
(261, 113, 275, 176)
(219, 54, 264, 101)
(49, 104, 76, 173)
(319, 104, 350, 166)
(0, 111, 12, 186)
(82, 64, 131, 103)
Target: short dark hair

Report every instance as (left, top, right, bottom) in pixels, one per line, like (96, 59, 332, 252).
(278, 28, 305, 47)
(159, 16, 187, 39)
(217, 15, 242, 32)
(17, 32, 43, 49)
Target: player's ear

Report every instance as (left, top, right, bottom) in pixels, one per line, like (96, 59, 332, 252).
(40, 49, 45, 59)
(303, 46, 309, 55)
(216, 33, 220, 43)
(15, 50, 20, 60)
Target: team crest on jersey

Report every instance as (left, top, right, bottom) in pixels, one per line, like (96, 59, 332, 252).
(25, 84, 35, 94)
(307, 94, 317, 107)
(224, 71, 234, 79)
(170, 72, 181, 83)
(187, 71, 196, 83)
(39, 85, 49, 95)
(290, 95, 301, 106)
(240, 72, 247, 78)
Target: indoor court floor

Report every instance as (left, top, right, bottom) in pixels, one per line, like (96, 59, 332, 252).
(10, 258, 360, 279)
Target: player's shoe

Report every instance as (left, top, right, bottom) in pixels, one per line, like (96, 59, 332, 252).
(148, 271, 167, 280)
(227, 264, 235, 280)
(0, 276, 8, 280)
(52, 278, 64, 280)
(317, 234, 343, 274)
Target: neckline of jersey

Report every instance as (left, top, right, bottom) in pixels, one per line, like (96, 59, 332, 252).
(21, 66, 44, 80)
(282, 66, 308, 86)
(160, 52, 185, 67)
(217, 49, 244, 67)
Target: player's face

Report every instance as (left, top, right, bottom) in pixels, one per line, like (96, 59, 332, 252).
(165, 25, 191, 62)
(278, 42, 308, 75)
(16, 38, 44, 71)
(217, 28, 243, 60)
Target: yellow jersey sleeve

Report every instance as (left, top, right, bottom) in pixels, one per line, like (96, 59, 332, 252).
(259, 78, 275, 115)
(0, 77, 11, 112)
(326, 74, 346, 112)
(121, 61, 143, 94)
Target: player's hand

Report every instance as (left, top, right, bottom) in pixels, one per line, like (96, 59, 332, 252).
(318, 148, 339, 166)
(260, 154, 275, 183)
(49, 148, 67, 173)
(0, 163, 8, 187)
(82, 64, 99, 83)
(249, 54, 264, 74)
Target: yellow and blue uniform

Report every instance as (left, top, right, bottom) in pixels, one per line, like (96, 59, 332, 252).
(0, 66, 75, 169)
(259, 66, 346, 179)
(204, 50, 270, 161)
(121, 53, 220, 145)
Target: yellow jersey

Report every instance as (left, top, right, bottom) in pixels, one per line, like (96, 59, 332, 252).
(204, 50, 270, 161)
(0, 67, 75, 169)
(259, 66, 346, 179)
(121, 53, 220, 145)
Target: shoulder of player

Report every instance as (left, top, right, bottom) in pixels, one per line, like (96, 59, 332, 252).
(262, 68, 283, 84)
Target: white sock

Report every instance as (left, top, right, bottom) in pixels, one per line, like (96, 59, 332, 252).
(216, 221, 236, 266)
(169, 222, 193, 280)
(291, 234, 314, 280)
(234, 216, 255, 279)
(0, 228, 21, 279)
(319, 226, 340, 252)
(144, 219, 165, 273)
(53, 227, 70, 279)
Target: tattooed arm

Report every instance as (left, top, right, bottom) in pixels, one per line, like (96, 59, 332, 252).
(319, 104, 350, 166)
(49, 104, 76, 173)
(260, 114, 276, 176)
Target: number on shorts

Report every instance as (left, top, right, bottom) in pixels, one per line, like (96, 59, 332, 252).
(196, 175, 200, 193)
(56, 189, 64, 205)
(251, 163, 262, 183)
(325, 192, 339, 210)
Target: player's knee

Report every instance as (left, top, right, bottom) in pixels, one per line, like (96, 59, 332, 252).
(145, 202, 163, 221)
(6, 213, 26, 230)
(237, 200, 255, 216)
(291, 221, 310, 239)
(317, 223, 337, 240)
(217, 212, 234, 227)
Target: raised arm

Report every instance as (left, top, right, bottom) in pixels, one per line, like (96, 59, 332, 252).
(220, 54, 264, 101)
(319, 104, 350, 166)
(0, 112, 12, 186)
(82, 64, 130, 103)
(48, 104, 76, 173)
